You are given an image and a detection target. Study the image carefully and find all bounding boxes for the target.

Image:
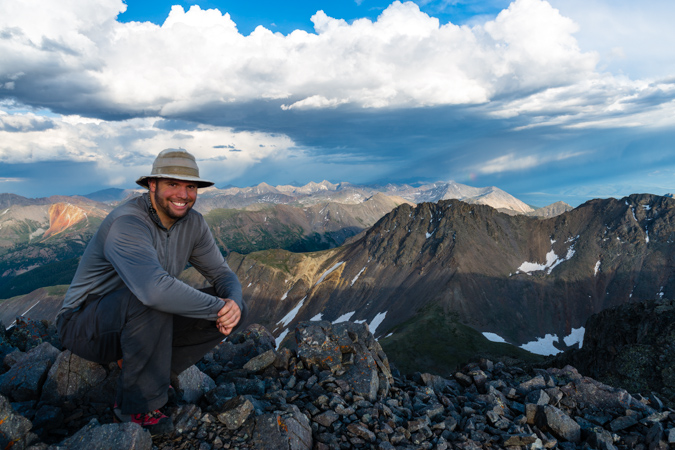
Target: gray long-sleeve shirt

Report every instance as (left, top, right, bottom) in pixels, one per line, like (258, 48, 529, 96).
(59, 193, 245, 321)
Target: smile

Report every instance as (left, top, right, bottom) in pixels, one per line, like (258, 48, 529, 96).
(171, 202, 188, 207)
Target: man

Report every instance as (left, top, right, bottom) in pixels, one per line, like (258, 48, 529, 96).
(56, 148, 247, 435)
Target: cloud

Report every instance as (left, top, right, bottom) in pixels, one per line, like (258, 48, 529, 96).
(1, 0, 674, 203)
(0, 0, 642, 120)
(478, 150, 586, 174)
(549, 0, 675, 80)
(0, 110, 299, 188)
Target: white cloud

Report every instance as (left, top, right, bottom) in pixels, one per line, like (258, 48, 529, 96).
(0, 111, 297, 188)
(549, 0, 675, 80)
(478, 150, 585, 174)
(0, 0, 637, 117)
(0, 0, 672, 158)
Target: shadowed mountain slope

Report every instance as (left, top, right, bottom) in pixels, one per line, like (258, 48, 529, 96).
(227, 194, 673, 360)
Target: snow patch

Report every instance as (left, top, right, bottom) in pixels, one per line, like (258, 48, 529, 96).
(563, 327, 585, 348)
(281, 289, 290, 301)
(351, 267, 366, 286)
(520, 334, 562, 356)
(310, 313, 323, 321)
(565, 245, 576, 261)
(594, 261, 601, 276)
(29, 228, 45, 239)
(369, 311, 387, 336)
(483, 332, 507, 343)
(658, 287, 665, 299)
(518, 250, 558, 273)
(518, 240, 576, 275)
(247, 282, 252, 288)
(315, 261, 345, 285)
(277, 296, 306, 327)
(333, 311, 355, 324)
(275, 329, 289, 347)
(643, 204, 651, 211)
(425, 230, 434, 239)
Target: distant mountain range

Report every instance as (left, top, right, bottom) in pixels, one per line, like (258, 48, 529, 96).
(0, 179, 570, 296)
(81, 179, 562, 216)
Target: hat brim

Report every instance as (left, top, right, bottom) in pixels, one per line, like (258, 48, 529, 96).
(136, 174, 215, 189)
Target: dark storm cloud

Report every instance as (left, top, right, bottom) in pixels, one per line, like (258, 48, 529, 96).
(0, 160, 102, 198)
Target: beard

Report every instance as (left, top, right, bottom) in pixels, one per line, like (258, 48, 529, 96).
(152, 189, 193, 222)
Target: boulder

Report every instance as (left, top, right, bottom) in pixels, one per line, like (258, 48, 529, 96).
(174, 365, 215, 404)
(294, 321, 393, 402)
(0, 342, 60, 402)
(217, 396, 254, 430)
(0, 394, 32, 449)
(46, 418, 151, 450)
(41, 350, 108, 405)
(252, 404, 312, 450)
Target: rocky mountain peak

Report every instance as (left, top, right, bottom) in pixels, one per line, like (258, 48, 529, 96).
(43, 203, 89, 239)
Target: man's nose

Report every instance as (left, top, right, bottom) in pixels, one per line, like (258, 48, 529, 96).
(176, 185, 189, 199)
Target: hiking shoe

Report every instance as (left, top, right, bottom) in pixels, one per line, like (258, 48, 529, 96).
(113, 404, 174, 436)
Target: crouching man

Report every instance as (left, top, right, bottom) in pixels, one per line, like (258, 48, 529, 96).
(56, 148, 247, 435)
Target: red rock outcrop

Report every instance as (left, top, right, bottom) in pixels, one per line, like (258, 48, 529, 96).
(43, 203, 88, 239)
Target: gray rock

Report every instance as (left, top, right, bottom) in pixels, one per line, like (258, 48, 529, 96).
(243, 349, 276, 372)
(32, 404, 63, 431)
(312, 410, 339, 427)
(519, 375, 547, 394)
(175, 365, 215, 404)
(347, 422, 376, 442)
(252, 404, 312, 450)
(47, 418, 152, 450)
(295, 322, 342, 373)
(0, 394, 32, 449)
(420, 373, 447, 394)
(0, 342, 60, 402)
(536, 405, 581, 443)
(41, 350, 108, 405)
(503, 434, 539, 446)
(551, 366, 634, 410)
(526, 389, 551, 406)
(668, 427, 675, 444)
(646, 422, 666, 450)
(608, 414, 639, 432)
(172, 404, 202, 436)
(340, 351, 379, 402)
(217, 396, 254, 430)
(585, 428, 617, 450)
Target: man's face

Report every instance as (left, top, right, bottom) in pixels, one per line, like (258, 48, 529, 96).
(148, 178, 198, 228)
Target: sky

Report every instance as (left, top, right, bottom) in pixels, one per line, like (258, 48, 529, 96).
(1, 0, 674, 206)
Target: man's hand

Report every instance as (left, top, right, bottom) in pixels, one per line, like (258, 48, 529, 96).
(216, 298, 241, 336)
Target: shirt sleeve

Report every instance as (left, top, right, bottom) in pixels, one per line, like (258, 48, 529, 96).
(103, 215, 226, 320)
(188, 219, 248, 324)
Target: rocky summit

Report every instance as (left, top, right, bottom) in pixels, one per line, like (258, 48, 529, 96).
(1, 312, 674, 450)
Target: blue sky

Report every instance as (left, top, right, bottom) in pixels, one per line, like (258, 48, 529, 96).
(1, 0, 674, 206)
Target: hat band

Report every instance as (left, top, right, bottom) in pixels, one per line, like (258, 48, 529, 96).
(153, 165, 200, 177)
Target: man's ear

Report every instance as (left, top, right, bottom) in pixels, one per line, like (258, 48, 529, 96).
(147, 178, 157, 192)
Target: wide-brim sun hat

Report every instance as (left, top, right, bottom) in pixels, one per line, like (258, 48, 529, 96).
(136, 148, 214, 189)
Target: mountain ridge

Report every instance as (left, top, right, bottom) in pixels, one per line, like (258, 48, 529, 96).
(224, 193, 673, 363)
